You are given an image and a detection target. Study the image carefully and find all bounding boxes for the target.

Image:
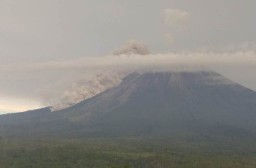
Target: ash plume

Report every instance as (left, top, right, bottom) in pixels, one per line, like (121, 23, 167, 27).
(52, 72, 124, 110)
(112, 40, 150, 56)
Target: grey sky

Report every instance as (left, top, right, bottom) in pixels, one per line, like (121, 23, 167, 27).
(1, 0, 256, 62)
(0, 0, 256, 112)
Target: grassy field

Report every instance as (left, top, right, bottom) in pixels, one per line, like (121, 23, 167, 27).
(0, 137, 256, 168)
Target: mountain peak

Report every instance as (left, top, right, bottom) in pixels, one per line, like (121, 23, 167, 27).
(120, 71, 235, 89)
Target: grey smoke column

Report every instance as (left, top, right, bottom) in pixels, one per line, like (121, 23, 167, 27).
(113, 40, 150, 55)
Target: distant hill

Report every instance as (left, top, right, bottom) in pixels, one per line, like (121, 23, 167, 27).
(0, 71, 256, 139)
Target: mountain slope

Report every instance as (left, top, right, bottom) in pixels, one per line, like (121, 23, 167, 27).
(59, 71, 256, 137)
(0, 71, 256, 138)
(0, 107, 82, 138)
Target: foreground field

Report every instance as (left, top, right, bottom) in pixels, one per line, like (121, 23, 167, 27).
(0, 137, 256, 168)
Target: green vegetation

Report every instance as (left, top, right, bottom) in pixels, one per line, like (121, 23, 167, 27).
(0, 137, 256, 168)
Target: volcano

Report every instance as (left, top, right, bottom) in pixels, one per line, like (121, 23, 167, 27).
(0, 71, 256, 139)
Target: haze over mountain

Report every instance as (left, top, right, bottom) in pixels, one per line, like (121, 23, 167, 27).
(1, 0, 256, 116)
(0, 71, 256, 139)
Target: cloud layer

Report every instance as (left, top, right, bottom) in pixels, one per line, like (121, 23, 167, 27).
(1, 48, 256, 112)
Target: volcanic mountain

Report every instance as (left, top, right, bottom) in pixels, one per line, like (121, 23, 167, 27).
(0, 71, 256, 139)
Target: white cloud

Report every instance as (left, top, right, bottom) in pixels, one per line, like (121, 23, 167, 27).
(164, 8, 191, 28)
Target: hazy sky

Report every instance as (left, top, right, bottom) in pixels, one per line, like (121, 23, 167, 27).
(0, 0, 256, 113)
